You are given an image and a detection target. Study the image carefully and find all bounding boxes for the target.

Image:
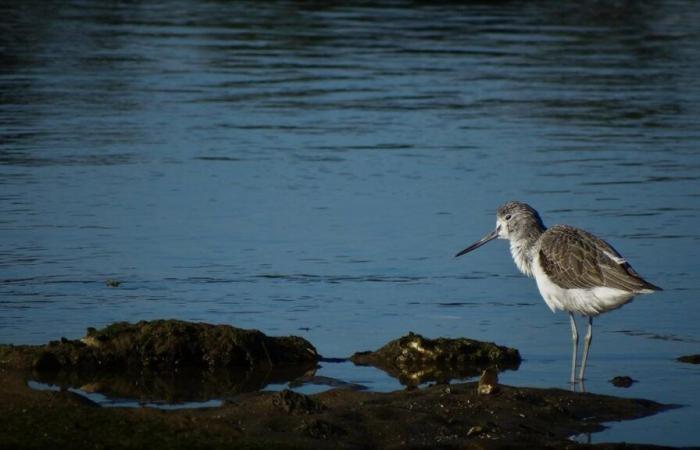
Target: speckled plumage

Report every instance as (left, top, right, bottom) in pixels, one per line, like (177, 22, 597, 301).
(536, 225, 658, 293)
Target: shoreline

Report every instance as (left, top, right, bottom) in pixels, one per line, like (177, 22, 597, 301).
(0, 320, 682, 449)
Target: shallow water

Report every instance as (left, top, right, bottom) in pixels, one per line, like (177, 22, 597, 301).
(2, 0, 700, 446)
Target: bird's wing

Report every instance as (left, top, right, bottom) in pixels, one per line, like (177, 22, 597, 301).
(538, 225, 660, 292)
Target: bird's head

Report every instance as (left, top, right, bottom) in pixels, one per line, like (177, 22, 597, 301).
(455, 201, 545, 257)
(495, 201, 545, 241)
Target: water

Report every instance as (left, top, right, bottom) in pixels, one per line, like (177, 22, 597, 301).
(2, 0, 700, 446)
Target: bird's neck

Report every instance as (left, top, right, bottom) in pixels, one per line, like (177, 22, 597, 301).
(509, 227, 545, 277)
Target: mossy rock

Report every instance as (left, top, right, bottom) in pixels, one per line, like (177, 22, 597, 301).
(350, 332, 520, 386)
(0, 320, 318, 372)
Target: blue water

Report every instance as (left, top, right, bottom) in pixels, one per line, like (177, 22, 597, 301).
(2, 1, 700, 446)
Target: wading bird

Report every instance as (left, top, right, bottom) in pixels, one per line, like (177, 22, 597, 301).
(455, 201, 661, 383)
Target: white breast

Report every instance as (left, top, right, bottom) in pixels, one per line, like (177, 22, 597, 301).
(531, 252, 635, 316)
(509, 240, 533, 277)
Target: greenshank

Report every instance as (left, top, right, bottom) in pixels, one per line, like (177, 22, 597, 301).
(455, 201, 661, 383)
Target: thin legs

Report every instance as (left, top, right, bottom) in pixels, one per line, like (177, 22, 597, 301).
(579, 316, 593, 381)
(569, 313, 578, 385)
(569, 315, 593, 383)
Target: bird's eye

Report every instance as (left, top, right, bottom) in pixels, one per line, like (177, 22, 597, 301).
(505, 214, 512, 221)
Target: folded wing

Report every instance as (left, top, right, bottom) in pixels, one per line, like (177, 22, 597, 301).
(538, 225, 661, 293)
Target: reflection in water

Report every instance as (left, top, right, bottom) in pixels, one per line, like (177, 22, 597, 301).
(30, 363, 316, 406)
(354, 359, 520, 389)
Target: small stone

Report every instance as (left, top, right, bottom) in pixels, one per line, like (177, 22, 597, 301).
(467, 425, 484, 437)
(105, 279, 121, 288)
(610, 376, 637, 388)
(478, 368, 498, 395)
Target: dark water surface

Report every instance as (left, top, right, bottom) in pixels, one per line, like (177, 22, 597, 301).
(2, 1, 700, 445)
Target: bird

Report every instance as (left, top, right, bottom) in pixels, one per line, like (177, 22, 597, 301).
(455, 201, 661, 384)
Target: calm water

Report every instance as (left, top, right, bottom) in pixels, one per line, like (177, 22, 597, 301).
(2, 0, 700, 445)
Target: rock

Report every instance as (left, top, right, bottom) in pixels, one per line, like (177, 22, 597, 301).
(350, 332, 520, 386)
(677, 354, 700, 364)
(0, 320, 319, 372)
(477, 368, 498, 395)
(610, 376, 637, 388)
(467, 425, 485, 436)
(105, 279, 121, 288)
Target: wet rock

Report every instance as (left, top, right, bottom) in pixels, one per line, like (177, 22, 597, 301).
(677, 354, 700, 364)
(610, 376, 637, 388)
(350, 332, 520, 386)
(0, 320, 319, 372)
(272, 389, 325, 415)
(466, 425, 485, 437)
(477, 368, 499, 395)
(105, 279, 121, 288)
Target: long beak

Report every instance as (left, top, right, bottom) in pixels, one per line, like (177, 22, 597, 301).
(455, 228, 499, 257)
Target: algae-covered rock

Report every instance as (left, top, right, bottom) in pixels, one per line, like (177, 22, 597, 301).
(0, 320, 318, 372)
(610, 375, 637, 388)
(351, 332, 520, 386)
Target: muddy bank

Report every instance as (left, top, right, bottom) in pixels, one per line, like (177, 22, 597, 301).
(0, 367, 673, 449)
(351, 332, 521, 386)
(0, 322, 679, 448)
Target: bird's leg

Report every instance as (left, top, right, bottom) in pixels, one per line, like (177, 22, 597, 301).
(569, 313, 578, 385)
(578, 316, 593, 381)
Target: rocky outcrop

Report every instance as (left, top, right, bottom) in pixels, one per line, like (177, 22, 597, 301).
(0, 319, 318, 372)
(350, 332, 520, 386)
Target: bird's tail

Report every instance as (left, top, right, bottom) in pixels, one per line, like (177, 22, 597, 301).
(637, 280, 662, 294)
